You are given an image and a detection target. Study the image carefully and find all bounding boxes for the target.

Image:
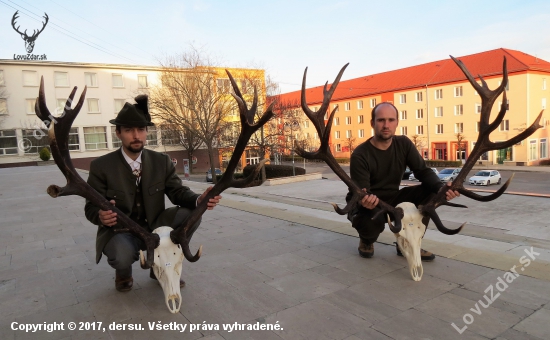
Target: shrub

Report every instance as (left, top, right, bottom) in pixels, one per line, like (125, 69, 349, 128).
(39, 147, 51, 161)
(243, 164, 305, 179)
(425, 160, 462, 167)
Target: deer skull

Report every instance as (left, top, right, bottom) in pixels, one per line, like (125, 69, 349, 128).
(390, 203, 426, 281)
(140, 227, 187, 313)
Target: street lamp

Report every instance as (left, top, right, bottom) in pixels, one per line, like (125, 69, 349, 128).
(284, 119, 300, 176)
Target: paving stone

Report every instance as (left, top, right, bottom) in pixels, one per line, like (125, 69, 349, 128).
(462, 269, 550, 310)
(420, 255, 492, 285)
(190, 252, 251, 272)
(347, 328, 393, 340)
(321, 288, 401, 325)
(265, 299, 367, 340)
(372, 308, 488, 340)
(496, 328, 545, 340)
(323, 267, 370, 286)
(0, 316, 15, 340)
(44, 284, 78, 310)
(450, 287, 535, 318)
(220, 327, 283, 340)
(267, 270, 347, 302)
(328, 256, 404, 280)
(37, 252, 90, 273)
(286, 230, 346, 247)
(237, 240, 304, 261)
(513, 308, 550, 339)
(246, 253, 320, 276)
(416, 292, 523, 338)
(6, 240, 44, 254)
(245, 228, 296, 241)
(88, 289, 152, 323)
(235, 282, 301, 315)
(1, 288, 47, 318)
(213, 264, 273, 288)
(108, 314, 201, 340)
(291, 248, 341, 265)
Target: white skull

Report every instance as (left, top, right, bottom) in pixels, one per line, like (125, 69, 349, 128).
(391, 202, 427, 281)
(139, 226, 188, 313)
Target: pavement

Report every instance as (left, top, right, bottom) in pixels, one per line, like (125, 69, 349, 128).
(1, 165, 549, 340)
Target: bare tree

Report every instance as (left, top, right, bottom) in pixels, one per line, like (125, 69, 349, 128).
(409, 134, 425, 153)
(150, 47, 235, 183)
(455, 132, 466, 162)
(344, 137, 356, 158)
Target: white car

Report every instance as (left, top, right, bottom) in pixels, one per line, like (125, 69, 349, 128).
(409, 168, 439, 181)
(469, 170, 501, 186)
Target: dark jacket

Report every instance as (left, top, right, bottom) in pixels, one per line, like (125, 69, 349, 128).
(84, 149, 200, 263)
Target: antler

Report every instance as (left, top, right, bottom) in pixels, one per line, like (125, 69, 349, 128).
(31, 13, 49, 38)
(11, 11, 25, 37)
(294, 65, 404, 233)
(421, 56, 543, 235)
(35, 77, 160, 268)
(169, 69, 274, 261)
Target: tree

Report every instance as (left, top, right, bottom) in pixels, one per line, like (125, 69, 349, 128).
(410, 134, 425, 153)
(150, 46, 235, 183)
(344, 137, 356, 157)
(455, 132, 466, 162)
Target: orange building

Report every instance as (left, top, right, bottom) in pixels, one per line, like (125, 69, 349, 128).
(275, 48, 550, 166)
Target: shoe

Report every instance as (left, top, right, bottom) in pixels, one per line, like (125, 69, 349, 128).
(395, 242, 436, 261)
(150, 268, 185, 288)
(358, 240, 374, 258)
(115, 274, 133, 292)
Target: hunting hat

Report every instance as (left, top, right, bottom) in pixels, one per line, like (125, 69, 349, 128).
(109, 95, 154, 127)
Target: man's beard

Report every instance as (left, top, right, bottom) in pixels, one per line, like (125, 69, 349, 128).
(376, 130, 394, 141)
(127, 141, 144, 153)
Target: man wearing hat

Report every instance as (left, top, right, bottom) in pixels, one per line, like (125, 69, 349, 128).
(84, 95, 221, 292)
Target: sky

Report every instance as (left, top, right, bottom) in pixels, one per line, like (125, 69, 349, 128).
(1, 0, 550, 94)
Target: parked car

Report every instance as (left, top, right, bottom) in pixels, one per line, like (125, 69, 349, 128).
(469, 170, 501, 186)
(437, 168, 462, 182)
(402, 167, 413, 180)
(409, 167, 439, 181)
(206, 168, 222, 182)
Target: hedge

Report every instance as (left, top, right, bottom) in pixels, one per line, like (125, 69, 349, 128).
(243, 164, 305, 179)
(425, 160, 462, 167)
(275, 155, 350, 164)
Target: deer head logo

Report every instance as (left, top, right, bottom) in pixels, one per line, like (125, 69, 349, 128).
(11, 11, 49, 53)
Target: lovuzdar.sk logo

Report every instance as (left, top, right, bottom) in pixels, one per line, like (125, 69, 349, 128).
(11, 10, 48, 60)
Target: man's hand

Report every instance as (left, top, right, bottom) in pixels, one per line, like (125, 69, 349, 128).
(360, 188, 379, 209)
(445, 181, 460, 201)
(197, 186, 222, 210)
(99, 200, 117, 227)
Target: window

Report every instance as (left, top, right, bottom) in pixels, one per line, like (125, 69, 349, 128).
(54, 72, 69, 87)
(454, 86, 463, 97)
(114, 99, 126, 114)
(333, 104, 339, 112)
(454, 104, 463, 116)
(435, 106, 443, 117)
(26, 99, 36, 115)
(400, 110, 407, 120)
(416, 125, 424, 135)
(499, 120, 509, 131)
(111, 126, 121, 148)
(304, 121, 309, 128)
(475, 103, 481, 114)
(476, 122, 480, 132)
(416, 109, 423, 119)
(415, 92, 423, 102)
(499, 80, 510, 91)
(436, 124, 443, 134)
(0, 130, 18, 155)
(0, 99, 7, 115)
(357, 100, 363, 109)
(314, 132, 318, 139)
(335, 144, 341, 152)
(333, 117, 339, 126)
(334, 131, 340, 139)
(543, 98, 547, 110)
(112, 74, 124, 88)
(146, 126, 157, 146)
(345, 116, 351, 125)
(0, 70, 4, 86)
(84, 126, 107, 150)
(529, 140, 537, 160)
(498, 100, 510, 111)
(160, 126, 180, 146)
(22, 129, 50, 154)
(540, 139, 548, 159)
(358, 115, 364, 124)
(544, 79, 547, 90)
(85, 72, 97, 87)
(68, 127, 80, 150)
(87, 99, 100, 113)
(400, 126, 407, 135)
(358, 129, 364, 138)
(216, 78, 230, 93)
(138, 75, 148, 88)
(344, 102, 350, 111)
(323, 112, 328, 120)
(346, 130, 352, 138)
(399, 94, 406, 104)
(22, 70, 38, 86)
(370, 98, 377, 108)
(455, 122, 464, 133)
(55, 99, 67, 117)
(435, 89, 443, 99)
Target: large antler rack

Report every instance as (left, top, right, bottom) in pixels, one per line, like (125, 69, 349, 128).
(169, 69, 275, 261)
(294, 64, 404, 233)
(420, 56, 543, 235)
(35, 77, 161, 269)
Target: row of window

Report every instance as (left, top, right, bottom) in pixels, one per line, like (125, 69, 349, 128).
(0, 69, 149, 89)
(397, 120, 513, 136)
(0, 126, 173, 155)
(333, 129, 367, 139)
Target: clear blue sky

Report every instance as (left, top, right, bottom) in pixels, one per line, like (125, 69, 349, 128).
(1, 0, 549, 93)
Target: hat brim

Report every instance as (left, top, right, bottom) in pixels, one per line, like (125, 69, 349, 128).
(109, 119, 155, 127)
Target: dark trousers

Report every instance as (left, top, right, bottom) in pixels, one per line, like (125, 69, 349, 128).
(351, 184, 435, 245)
(102, 207, 200, 278)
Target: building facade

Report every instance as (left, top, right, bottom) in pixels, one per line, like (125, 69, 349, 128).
(276, 49, 550, 166)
